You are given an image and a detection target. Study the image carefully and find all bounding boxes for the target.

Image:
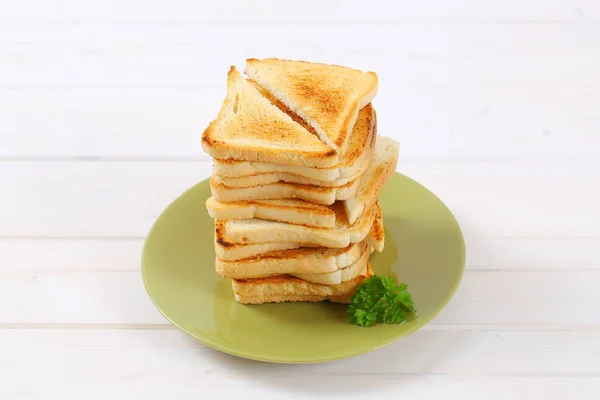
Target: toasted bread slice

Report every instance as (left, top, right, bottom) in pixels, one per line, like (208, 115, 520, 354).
(232, 264, 373, 304)
(216, 241, 369, 278)
(206, 197, 337, 228)
(213, 168, 358, 188)
(209, 173, 361, 206)
(344, 135, 400, 224)
(292, 242, 370, 285)
(216, 202, 379, 249)
(215, 205, 385, 260)
(213, 104, 376, 185)
(215, 239, 307, 262)
(201, 67, 338, 168)
(244, 58, 378, 154)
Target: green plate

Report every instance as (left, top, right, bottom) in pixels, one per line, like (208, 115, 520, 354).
(142, 172, 465, 363)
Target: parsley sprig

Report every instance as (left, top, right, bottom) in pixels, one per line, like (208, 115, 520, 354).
(348, 275, 416, 327)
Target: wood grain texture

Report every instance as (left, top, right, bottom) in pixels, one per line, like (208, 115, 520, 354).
(1, 22, 598, 161)
(1, 330, 600, 399)
(2, 24, 599, 88)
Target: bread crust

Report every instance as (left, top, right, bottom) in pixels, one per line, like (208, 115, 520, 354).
(244, 58, 378, 154)
(215, 202, 379, 249)
(232, 264, 374, 304)
(214, 202, 384, 260)
(201, 67, 340, 168)
(215, 241, 369, 279)
(344, 136, 399, 224)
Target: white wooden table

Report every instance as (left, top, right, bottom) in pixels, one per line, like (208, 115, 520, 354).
(1, 1, 599, 398)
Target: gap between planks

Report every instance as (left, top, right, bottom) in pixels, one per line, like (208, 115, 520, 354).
(0, 322, 599, 331)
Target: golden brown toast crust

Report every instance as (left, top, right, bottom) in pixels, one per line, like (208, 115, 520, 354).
(211, 103, 376, 190)
(201, 67, 339, 168)
(226, 242, 359, 263)
(344, 136, 399, 225)
(215, 241, 369, 279)
(244, 58, 378, 154)
(232, 264, 374, 304)
(367, 202, 385, 252)
(248, 79, 320, 139)
(215, 202, 379, 249)
(211, 104, 376, 184)
(209, 173, 362, 205)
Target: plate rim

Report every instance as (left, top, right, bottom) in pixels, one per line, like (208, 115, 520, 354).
(141, 172, 466, 364)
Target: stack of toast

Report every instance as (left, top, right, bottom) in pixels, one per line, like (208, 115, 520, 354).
(201, 58, 399, 304)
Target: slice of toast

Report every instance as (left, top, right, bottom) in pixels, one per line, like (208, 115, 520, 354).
(232, 264, 373, 304)
(201, 67, 339, 168)
(215, 202, 379, 249)
(212, 104, 376, 185)
(344, 135, 399, 224)
(215, 204, 385, 260)
(206, 197, 337, 228)
(216, 241, 369, 278)
(209, 173, 361, 205)
(291, 242, 370, 285)
(212, 167, 359, 188)
(244, 58, 378, 154)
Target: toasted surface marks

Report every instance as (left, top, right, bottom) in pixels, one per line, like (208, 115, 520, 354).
(232, 264, 373, 304)
(212, 104, 376, 184)
(209, 173, 362, 205)
(216, 202, 380, 248)
(216, 241, 369, 279)
(206, 197, 337, 228)
(344, 135, 400, 225)
(244, 58, 378, 154)
(201, 67, 338, 168)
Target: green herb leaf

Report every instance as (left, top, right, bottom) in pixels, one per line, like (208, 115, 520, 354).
(348, 275, 416, 327)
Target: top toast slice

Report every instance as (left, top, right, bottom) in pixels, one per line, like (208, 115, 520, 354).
(201, 67, 339, 168)
(244, 58, 378, 155)
(212, 108, 374, 183)
(212, 104, 376, 187)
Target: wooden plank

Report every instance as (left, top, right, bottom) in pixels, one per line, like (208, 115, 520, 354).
(401, 160, 600, 239)
(2, 237, 597, 272)
(0, 238, 144, 272)
(0, 269, 598, 325)
(2, 22, 600, 50)
(0, 161, 598, 238)
(1, 86, 599, 160)
(0, 0, 599, 22)
(0, 330, 598, 399)
(468, 238, 600, 271)
(1, 41, 599, 88)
